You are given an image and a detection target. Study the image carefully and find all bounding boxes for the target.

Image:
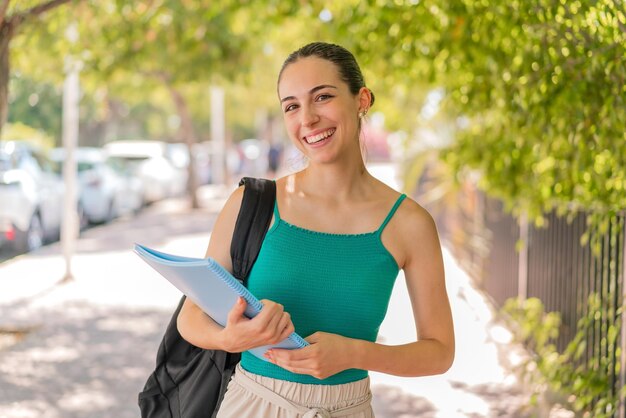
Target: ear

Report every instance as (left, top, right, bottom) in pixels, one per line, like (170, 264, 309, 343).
(357, 87, 372, 113)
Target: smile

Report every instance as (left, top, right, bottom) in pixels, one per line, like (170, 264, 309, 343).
(304, 128, 336, 144)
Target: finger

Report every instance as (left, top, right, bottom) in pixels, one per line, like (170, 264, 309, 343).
(268, 353, 305, 371)
(304, 331, 322, 344)
(262, 304, 285, 332)
(277, 316, 295, 342)
(274, 312, 292, 333)
(274, 356, 312, 369)
(257, 300, 283, 321)
(270, 346, 311, 363)
(227, 297, 247, 324)
(249, 300, 277, 329)
(270, 355, 315, 376)
(252, 307, 283, 342)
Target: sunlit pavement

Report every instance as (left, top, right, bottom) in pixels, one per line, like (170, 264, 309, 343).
(0, 164, 536, 418)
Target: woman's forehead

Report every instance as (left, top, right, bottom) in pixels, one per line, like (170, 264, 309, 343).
(278, 57, 343, 98)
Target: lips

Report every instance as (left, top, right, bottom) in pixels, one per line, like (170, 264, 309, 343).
(304, 128, 336, 144)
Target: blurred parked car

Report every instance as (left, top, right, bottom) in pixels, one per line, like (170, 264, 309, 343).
(192, 142, 214, 185)
(104, 154, 145, 213)
(50, 147, 143, 224)
(0, 140, 64, 252)
(165, 142, 191, 190)
(104, 140, 187, 204)
(166, 142, 214, 186)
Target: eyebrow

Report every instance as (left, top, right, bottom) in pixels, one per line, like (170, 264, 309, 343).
(280, 84, 338, 103)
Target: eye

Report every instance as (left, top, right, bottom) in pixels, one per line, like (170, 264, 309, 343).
(284, 103, 298, 113)
(316, 93, 334, 102)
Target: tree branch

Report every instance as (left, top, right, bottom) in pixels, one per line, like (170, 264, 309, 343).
(10, 0, 74, 28)
(0, 0, 11, 27)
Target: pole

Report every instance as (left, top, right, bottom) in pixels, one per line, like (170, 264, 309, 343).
(61, 55, 80, 282)
(518, 211, 529, 301)
(618, 217, 626, 418)
(210, 86, 225, 186)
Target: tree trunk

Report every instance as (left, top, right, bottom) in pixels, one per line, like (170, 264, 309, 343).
(167, 84, 200, 209)
(0, 0, 75, 137)
(0, 22, 11, 136)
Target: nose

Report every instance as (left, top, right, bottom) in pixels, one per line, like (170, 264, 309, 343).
(300, 104, 319, 127)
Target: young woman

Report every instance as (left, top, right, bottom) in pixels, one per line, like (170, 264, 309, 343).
(177, 42, 455, 417)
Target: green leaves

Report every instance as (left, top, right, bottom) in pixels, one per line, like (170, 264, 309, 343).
(503, 294, 622, 417)
(382, 0, 626, 233)
(4, 0, 625, 219)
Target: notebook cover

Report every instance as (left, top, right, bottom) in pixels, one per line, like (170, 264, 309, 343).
(134, 244, 308, 361)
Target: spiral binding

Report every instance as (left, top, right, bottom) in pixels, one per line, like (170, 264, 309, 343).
(206, 258, 308, 348)
(206, 258, 264, 312)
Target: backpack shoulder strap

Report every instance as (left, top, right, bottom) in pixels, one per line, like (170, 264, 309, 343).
(230, 177, 276, 283)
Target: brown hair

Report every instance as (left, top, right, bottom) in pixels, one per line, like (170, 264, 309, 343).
(278, 42, 375, 108)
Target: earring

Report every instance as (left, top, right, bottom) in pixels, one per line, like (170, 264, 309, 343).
(358, 109, 368, 118)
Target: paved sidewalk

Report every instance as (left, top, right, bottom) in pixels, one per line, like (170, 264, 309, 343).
(0, 169, 534, 418)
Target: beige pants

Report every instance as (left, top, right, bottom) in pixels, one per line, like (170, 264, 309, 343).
(216, 364, 375, 418)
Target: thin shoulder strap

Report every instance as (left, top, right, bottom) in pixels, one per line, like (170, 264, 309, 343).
(272, 189, 281, 220)
(377, 194, 407, 236)
(230, 177, 276, 284)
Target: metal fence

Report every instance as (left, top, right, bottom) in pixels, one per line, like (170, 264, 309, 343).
(482, 198, 520, 308)
(479, 197, 625, 415)
(412, 160, 626, 414)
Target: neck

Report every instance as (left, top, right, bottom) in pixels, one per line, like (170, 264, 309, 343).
(297, 152, 370, 200)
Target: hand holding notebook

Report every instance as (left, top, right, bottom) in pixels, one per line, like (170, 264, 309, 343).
(134, 244, 308, 361)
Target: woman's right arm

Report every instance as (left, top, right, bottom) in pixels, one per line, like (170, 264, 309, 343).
(176, 186, 294, 352)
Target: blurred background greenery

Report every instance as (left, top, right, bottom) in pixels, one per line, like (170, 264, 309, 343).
(1, 0, 623, 232)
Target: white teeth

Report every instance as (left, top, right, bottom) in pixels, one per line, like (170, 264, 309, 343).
(305, 128, 335, 144)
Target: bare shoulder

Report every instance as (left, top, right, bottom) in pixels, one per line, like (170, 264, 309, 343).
(392, 196, 441, 261)
(212, 185, 246, 235)
(221, 185, 245, 218)
(397, 197, 437, 234)
(204, 185, 245, 265)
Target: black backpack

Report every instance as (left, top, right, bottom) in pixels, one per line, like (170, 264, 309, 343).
(138, 177, 276, 418)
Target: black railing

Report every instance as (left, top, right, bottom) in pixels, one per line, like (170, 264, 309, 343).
(525, 211, 593, 351)
(413, 162, 625, 414)
(478, 199, 625, 414)
(483, 198, 520, 308)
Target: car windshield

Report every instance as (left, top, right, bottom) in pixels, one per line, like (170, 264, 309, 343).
(77, 162, 96, 172)
(106, 156, 140, 174)
(111, 156, 147, 169)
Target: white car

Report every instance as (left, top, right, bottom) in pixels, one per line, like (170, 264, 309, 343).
(50, 147, 143, 224)
(166, 142, 214, 186)
(0, 140, 64, 252)
(104, 140, 187, 204)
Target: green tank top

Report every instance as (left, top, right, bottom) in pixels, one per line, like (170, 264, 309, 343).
(240, 193, 407, 385)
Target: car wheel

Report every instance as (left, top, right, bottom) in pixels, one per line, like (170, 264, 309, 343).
(14, 214, 44, 253)
(106, 199, 117, 223)
(78, 203, 89, 231)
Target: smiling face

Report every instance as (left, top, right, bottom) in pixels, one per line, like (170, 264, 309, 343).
(278, 57, 369, 165)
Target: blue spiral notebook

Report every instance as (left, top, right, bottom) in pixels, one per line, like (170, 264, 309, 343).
(134, 244, 308, 361)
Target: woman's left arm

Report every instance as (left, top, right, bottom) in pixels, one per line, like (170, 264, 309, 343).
(267, 203, 455, 380)
(353, 204, 455, 377)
